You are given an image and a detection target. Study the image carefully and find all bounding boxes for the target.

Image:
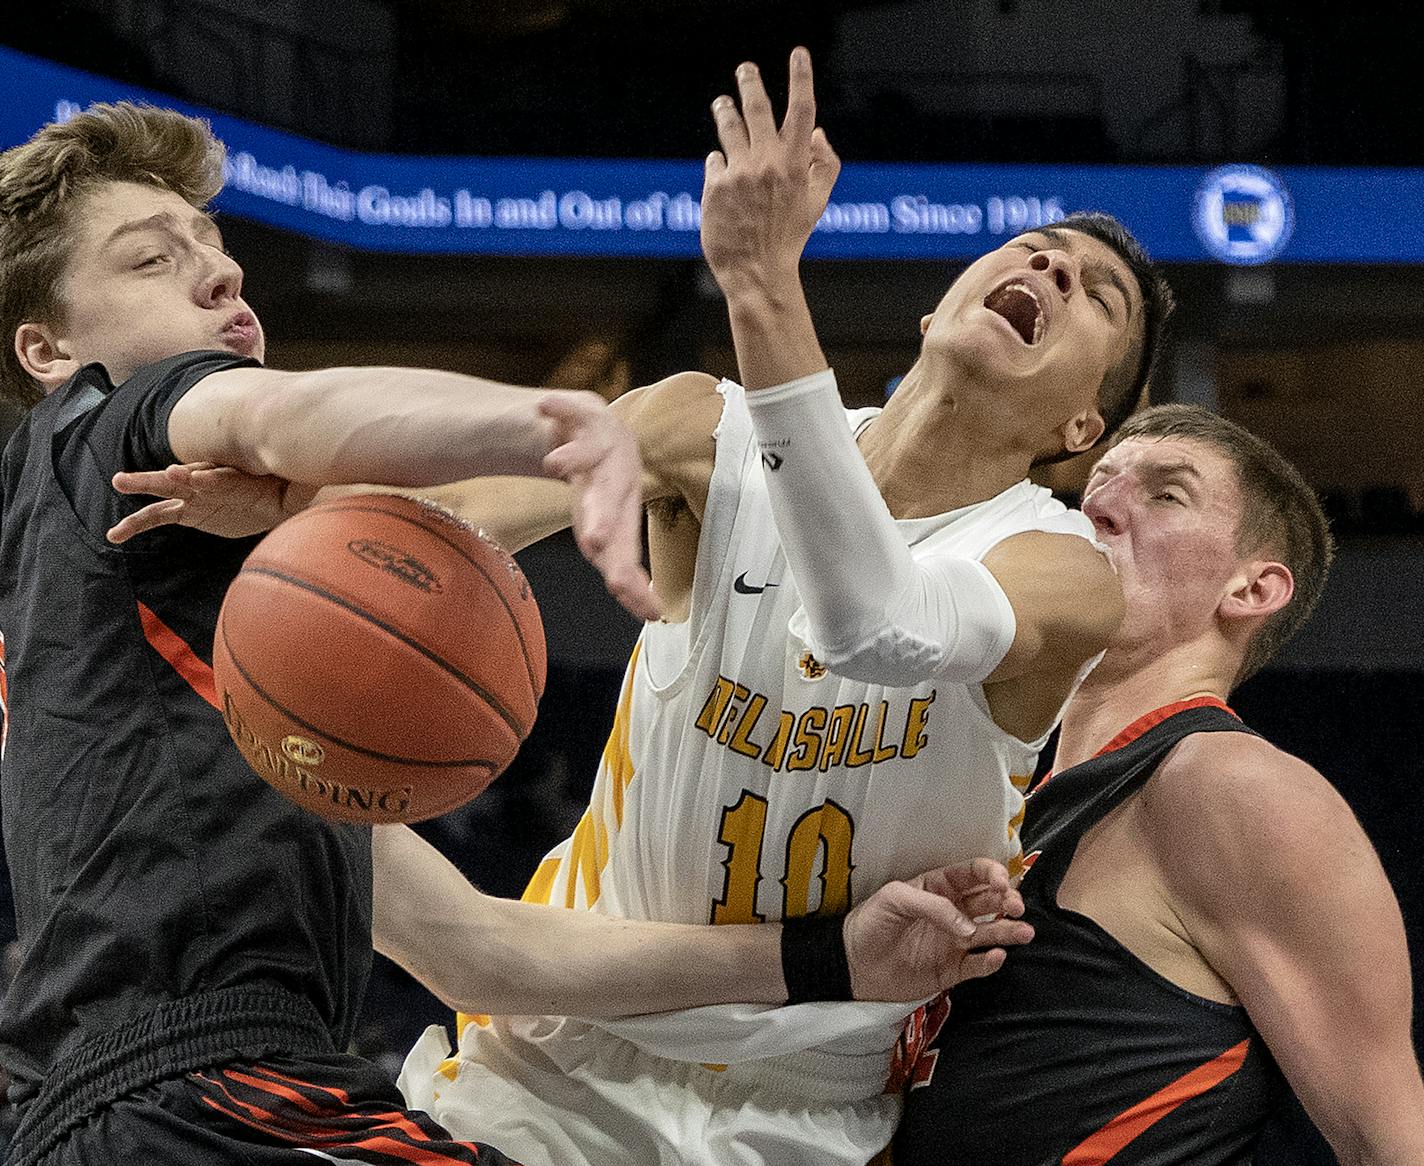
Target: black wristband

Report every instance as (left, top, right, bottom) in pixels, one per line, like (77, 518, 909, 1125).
(780, 914, 854, 1004)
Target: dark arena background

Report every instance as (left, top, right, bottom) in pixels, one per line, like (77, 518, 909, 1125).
(2, 3, 1421, 1162)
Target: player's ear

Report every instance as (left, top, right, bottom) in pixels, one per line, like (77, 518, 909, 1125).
(919, 314, 933, 336)
(1059, 406, 1106, 455)
(1220, 560, 1294, 624)
(15, 322, 80, 393)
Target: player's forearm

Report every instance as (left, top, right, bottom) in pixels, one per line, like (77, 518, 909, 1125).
(176, 366, 573, 486)
(435, 898, 786, 1018)
(416, 477, 574, 553)
(372, 824, 786, 1018)
(724, 278, 830, 392)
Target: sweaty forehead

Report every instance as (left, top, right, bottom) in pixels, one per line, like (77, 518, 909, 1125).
(1102, 435, 1239, 493)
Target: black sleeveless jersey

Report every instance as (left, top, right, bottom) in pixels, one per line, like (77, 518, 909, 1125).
(0, 353, 373, 1108)
(892, 701, 1287, 1165)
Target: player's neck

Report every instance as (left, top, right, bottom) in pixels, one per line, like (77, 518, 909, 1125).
(1055, 641, 1234, 772)
(859, 366, 1031, 519)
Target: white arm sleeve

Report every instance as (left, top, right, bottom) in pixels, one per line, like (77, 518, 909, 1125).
(745, 369, 1016, 687)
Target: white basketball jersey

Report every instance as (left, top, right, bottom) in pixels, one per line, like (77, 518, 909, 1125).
(470, 381, 1100, 1088)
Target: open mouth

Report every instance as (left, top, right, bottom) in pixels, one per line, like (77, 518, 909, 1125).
(983, 280, 1045, 345)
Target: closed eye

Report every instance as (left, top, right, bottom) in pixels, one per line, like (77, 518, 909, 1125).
(136, 254, 171, 269)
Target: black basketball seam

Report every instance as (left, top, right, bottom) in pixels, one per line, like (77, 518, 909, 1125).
(239, 563, 530, 740)
(218, 610, 505, 769)
(288, 498, 543, 696)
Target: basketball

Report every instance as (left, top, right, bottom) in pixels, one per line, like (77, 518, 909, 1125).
(212, 493, 546, 824)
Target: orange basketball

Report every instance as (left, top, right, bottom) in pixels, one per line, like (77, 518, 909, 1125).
(212, 493, 546, 824)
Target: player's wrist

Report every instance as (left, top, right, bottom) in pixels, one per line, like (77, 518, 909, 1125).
(780, 914, 855, 1004)
(715, 260, 804, 312)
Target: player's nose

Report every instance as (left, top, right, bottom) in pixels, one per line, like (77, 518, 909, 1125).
(1029, 248, 1075, 297)
(198, 249, 245, 307)
(1082, 486, 1124, 536)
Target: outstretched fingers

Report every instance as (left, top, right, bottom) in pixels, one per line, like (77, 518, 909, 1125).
(780, 46, 817, 156)
(710, 94, 749, 161)
(734, 60, 778, 149)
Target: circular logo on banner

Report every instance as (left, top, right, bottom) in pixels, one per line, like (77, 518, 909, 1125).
(1193, 165, 1294, 265)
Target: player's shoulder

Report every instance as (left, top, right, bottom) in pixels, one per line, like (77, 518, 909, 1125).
(622, 370, 721, 412)
(611, 372, 721, 505)
(1152, 728, 1328, 810)
(1143, 729, 1363, 894)
(616, 372, 721, 448)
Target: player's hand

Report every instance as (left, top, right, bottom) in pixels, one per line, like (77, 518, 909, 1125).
(106, 462, 316, 544)
(700, 47, 841, 298)
(539, 391, 661, 623)
(844, 858, 1033, 1001)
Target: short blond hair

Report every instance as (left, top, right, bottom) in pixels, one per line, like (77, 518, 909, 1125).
(0, 102, 225, 407)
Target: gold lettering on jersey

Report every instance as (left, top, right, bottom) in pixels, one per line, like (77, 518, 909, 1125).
(844, 704, 874, 767)
(901, 691, 937, 759)
(760, 711, 795, 770)
(728, 694, 768, 759)
(694, 676, 736, 736)
(871, 700, 899, 762)
(717, 683, 752, 745)
(787, 706, 829, 771)
(819, 705, 857, 772)
(693, 681, 938, 774)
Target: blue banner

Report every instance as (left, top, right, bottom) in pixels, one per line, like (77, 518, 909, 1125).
(3, 46, 1421, 264)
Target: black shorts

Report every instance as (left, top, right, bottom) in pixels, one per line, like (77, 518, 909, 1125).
(43, 1052, 521, 1165)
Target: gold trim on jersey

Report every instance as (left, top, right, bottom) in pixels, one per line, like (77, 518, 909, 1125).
(450, 645, 646, 1057)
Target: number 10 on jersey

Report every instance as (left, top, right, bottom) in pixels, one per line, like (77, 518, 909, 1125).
(711, 790, 856, 923)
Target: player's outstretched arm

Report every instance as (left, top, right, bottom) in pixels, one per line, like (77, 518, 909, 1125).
(108, 372, 722, 551)
(371, 824, 1031, 1018)
(701, 47, 838, 391)
(155, 365, 658, 619)
(1147, 735, 1424, 1165)
(699, 53, 1119, 694)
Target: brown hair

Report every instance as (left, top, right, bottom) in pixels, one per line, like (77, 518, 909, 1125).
(0, 102, 225, 408)
(1113, 404, 1335, 683)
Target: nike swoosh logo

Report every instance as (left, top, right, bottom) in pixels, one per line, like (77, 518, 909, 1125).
(733, 571, 779, 595)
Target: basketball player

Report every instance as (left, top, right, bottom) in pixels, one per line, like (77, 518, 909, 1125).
(394, 51, 1171, 1166)
(111, 50, 1172, 1164)
(891, 405, 1424, 1164)
(0, 102, 1033, 1165)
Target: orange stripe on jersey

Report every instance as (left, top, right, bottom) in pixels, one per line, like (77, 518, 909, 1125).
(137, 601, 221, 711)
(0, 631, 9, 751)
(1061, 1039, 1250, 1165)
(1092, 696, 1236, 759)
